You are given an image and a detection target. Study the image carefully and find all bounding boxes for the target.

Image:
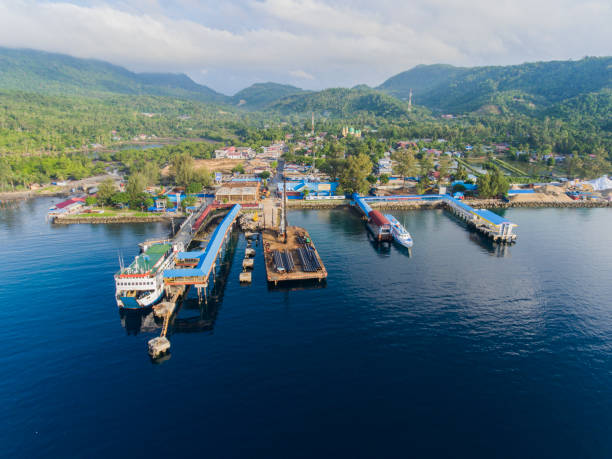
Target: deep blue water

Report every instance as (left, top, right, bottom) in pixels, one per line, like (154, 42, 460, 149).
(2, 198, 612, 458)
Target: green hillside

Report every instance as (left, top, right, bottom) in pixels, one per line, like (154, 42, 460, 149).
(378, 57, 612, 113)
(377, 64, 467, 100)
(0, 47, 228, 102)
(268, 87, 416, 118)
(231, 83, 306, 110)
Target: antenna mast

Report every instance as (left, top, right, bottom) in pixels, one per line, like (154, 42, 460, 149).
(311, 112, 314, 137)
(281, 173, 288, 243)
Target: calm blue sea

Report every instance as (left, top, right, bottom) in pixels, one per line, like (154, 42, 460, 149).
(1, 198, 612, 458)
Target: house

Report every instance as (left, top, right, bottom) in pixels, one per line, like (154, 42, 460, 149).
(395, 141, 417, 149)
(215, 183, 260, 203)
(376, 158, 393, 175)
(214, 146, 255, 160)
(259, 142, 286, 159)
(48, 197, 85, 215)
(277, 180, 338, 198)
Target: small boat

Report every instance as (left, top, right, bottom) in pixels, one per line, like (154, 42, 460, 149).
(385, 214, 413, 248)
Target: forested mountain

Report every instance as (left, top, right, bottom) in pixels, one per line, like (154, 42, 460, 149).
(0, 47, 227, 102)
(378, 64, 467, 100)
(267, 87, 417, 118)
(2, 48, 609, 119)
(378, 57, 612, 113)
(231, 83, 306, 110)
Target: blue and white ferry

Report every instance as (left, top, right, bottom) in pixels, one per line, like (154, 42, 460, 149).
(384, 214, 414, 249)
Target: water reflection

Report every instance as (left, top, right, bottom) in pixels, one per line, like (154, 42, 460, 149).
(444, 210, 512, 257)
(468, 232, 512, 257)
(367, 231, 393, 255)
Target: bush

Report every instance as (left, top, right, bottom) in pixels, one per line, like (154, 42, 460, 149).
(186, 182, 202, 194)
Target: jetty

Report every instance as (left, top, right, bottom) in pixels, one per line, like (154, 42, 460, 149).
(263, 176, 327, 285)
(262, 226, 327, 284)
(146, 203, 241, 358)
(351, 193, 518, 243)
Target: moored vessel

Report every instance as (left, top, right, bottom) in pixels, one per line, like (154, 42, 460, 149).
(114, 242, 175, 309)
(385, 214, 413, 248)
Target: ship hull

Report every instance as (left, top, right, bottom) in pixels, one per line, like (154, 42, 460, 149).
(366, 222, 392, 241)
(117, 289, 164, 309)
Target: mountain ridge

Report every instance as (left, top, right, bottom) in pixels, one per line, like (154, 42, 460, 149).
(0, 47, 610, 117)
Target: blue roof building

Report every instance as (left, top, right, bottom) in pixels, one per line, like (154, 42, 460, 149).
(277, 180, 339, 197)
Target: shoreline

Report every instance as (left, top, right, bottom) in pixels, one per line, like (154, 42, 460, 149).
(52, 214, 178, 225)
(7, 195, 611, 225)
(0, 190, 70, 201)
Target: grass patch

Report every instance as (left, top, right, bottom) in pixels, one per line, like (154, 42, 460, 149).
(67, 207, 154, 218)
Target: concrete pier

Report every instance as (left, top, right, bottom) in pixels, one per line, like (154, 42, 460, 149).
(242, 258, 254, 269)
(148, 336, 171, 358)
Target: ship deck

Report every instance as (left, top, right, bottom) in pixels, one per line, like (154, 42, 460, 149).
(118, 242, 172, 276)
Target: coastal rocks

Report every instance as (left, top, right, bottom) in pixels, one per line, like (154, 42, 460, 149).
(463, 199, 612, 209)
(287, 200, 348, 209)
(148, 336, 170, 358)
(53, 215, 169, 225)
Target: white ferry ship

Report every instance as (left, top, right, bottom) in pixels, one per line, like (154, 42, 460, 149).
(114, 242, 175, 309)
(385, 214, 414, 249)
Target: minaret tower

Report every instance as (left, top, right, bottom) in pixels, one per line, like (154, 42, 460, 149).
(408, 88, 413, 111)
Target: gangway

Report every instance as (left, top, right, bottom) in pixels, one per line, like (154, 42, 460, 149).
(163, 204, 242, 290)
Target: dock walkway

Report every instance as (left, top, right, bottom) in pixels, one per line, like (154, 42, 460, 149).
(351, 194, 518, 243)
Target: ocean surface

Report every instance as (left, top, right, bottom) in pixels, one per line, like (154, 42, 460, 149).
(1, 198, 612, 458)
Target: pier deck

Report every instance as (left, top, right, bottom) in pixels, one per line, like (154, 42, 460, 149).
(263, 226, 327, 284)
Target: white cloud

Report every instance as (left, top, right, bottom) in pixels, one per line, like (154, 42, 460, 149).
(0, 0, 609, 93)
(289, 69, 315, 80)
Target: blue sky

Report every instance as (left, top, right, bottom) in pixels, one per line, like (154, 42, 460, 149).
(0, 0, 610, 94)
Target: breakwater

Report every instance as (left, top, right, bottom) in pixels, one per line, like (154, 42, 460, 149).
(465, 199, 612, 209)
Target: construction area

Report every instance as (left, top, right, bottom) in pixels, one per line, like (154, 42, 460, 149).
(262, 226, 327, 284)
(261, 176, 327, 285)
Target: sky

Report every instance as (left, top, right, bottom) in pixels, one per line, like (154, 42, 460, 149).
(0, 0, 610, 95)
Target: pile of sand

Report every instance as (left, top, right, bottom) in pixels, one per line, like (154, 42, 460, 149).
(510, 189, 573, 203)
(537, 184, 566, 196)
